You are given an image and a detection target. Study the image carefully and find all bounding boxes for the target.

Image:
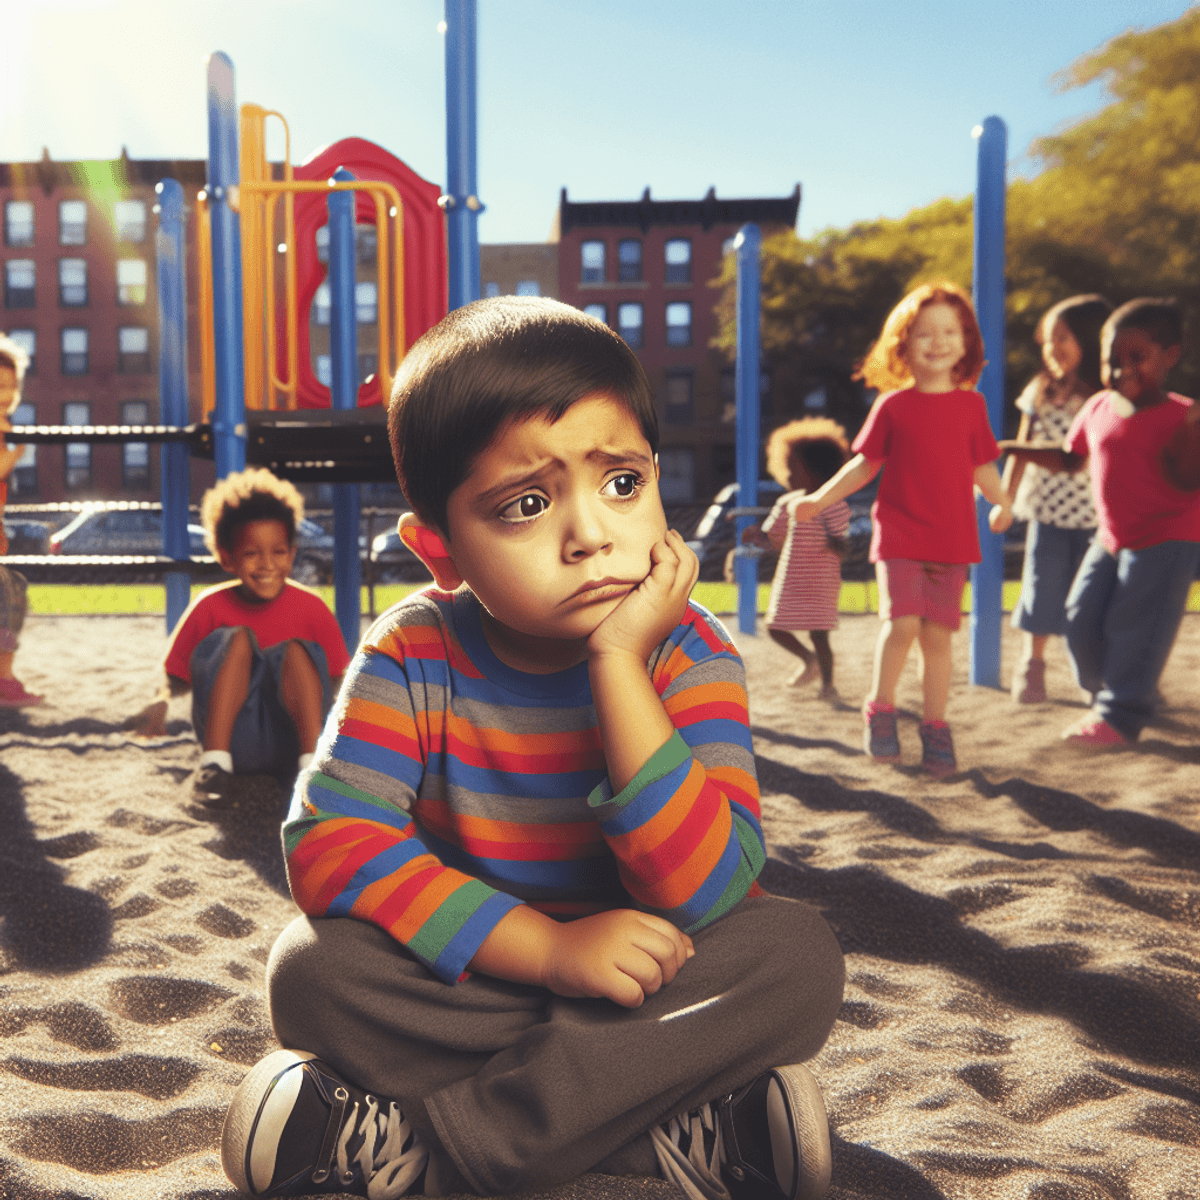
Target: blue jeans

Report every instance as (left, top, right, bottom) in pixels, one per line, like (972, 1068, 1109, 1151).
(1065, 539, 1200, 740)
(1011, 522, 1095, 636)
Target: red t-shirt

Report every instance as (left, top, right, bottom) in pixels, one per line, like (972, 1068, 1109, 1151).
(852, 387, 1000, 564)
(164, 580, 351, 683)
(1065, 391, 1200, 553)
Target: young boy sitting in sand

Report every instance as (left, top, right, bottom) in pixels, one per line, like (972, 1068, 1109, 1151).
(220, 297, 845, 1200)
(0, 333, 42, 707)
(134, 468, 350, 804)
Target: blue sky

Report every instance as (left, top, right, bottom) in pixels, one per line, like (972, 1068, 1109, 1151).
(1, 1, 1192, 243)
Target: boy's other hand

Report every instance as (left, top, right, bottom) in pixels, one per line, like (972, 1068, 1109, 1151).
(130, 699, 169, 737)
(543, 909, 694, 1008)
(588, 529, 698, 664)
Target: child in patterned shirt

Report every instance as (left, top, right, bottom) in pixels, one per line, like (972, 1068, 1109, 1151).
(1002, 295, 1111, 703)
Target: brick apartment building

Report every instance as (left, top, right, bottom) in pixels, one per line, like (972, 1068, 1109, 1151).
(555, 185, 801, 503)
(1, 149, 213, 503)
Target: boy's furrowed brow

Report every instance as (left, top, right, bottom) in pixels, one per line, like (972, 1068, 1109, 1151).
(471, 446, 654, 508)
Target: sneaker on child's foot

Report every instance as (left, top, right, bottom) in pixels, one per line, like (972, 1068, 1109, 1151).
(651, 1062, 831, 1200)
(1011, 657, 1047, 704)
(191, 764, 281, 809)
(221, 1049, 427, 1198)
(918, 721, 957, 778)
(862, 703, 900, 763)
(1062, 713, 1129, 747)
(0, 677, 43, 707)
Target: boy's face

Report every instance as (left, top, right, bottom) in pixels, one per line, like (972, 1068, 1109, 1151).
(440, 393, 667, 661)
(1102, 326, 1181, 408)
(219, 518, 296, 603)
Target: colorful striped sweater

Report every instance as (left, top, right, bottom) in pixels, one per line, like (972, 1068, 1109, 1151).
(283, 588, 765, 985)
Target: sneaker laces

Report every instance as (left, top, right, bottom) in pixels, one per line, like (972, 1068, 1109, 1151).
(650, 1103, 731, 1200)
(322, 1092, 428, 1199)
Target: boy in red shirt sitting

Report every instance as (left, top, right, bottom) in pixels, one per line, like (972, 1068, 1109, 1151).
(135, 468, 350, 802)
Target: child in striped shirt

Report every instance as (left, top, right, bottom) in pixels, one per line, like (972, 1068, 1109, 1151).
(221, 298, 844, 1200)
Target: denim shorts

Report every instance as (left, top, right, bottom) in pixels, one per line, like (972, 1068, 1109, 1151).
(876, 558, 969, 631)
(190, 627, 332, 777)
(1011, 521, 1095, 636)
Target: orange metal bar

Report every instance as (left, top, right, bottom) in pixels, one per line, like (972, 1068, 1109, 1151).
(196, 191, 217, 420)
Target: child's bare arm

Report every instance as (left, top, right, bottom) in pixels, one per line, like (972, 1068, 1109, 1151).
(1161, 404, 1200, 491)
(975, 462, 1014, 534)
(996, 439, 1086, 474)
(740, 523, 771, 549)
(467, 904, 693, 1008)
(1000, 412, 1033, 500)
(789, 454, 879, 524)
(131, 674, 190, 736)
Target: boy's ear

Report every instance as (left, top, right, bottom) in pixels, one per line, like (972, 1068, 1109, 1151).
(397, 512, 464, 591)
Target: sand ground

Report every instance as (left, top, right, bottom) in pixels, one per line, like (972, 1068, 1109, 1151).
(0, 608, 1198, 1200)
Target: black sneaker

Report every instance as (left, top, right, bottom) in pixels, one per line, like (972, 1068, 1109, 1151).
(192, 763, 281, 809)
(651, 1062, 831, 1200)
(221, 1049, 427, 1197)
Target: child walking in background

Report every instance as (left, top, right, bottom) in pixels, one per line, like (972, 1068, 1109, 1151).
(1001, 298, 1200, 746)
(743, 418, 850, 701)
(0, 334, 42, 708)
(1003, 295, 1110, 703)
(790, 283, 1012, 777)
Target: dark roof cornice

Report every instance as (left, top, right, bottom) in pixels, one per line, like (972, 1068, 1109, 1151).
(559, 184, 800, 234)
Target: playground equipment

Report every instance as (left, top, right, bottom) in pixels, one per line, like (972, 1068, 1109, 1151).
(3, 1, 481, 651)
(730, 117, 1009, 685)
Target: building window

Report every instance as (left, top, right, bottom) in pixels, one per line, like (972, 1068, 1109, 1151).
(117, 258, 148, 305)
(120, 400, 151, 488)
(59, 200, 87, 246)
(313, 282, 331, 325)
(666, 301, 693, 347)
(4, 201, 34, 247)
(581, 240, 605, 284)
(617, 239, 642, 283)
(356, 281, 377, 324)
(658, 447, 696, 503)
(617, 302, 644, 348)
(356, 224, 377, 264)
(9, 401, 37, 495)
(63, 401, 92, 489)
(114, 199, 147, 243)
(484, 281, 500, 298)
(583, 303, 608, 325)
(7, 329, 35, 376)
(357, 353, 377, 383)
(4, 259, 35, 308)
(665, 238, 691, 284)
(118, 325, 151, 373)
(663, 373, 693, 424)
(316, 355, 332, 386)
(61, 327, 88, 375)
(515, 279, 540, 297)
(315, 225, 330, 263)
(58, 258, 88, 306)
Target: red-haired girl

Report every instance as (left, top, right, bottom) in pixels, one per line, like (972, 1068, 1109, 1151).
(789, 282, 1013, 776)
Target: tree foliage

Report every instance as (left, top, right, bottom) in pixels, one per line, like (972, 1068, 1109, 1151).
(716, 9, 1200, 435)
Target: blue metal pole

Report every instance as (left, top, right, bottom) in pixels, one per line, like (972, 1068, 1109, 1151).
(970, 116, 1007, 687)
(156, 178, 192, 633)
(206, 51, 246, 477)
(733, 224, 762, 636)
(329, 167, 362, 655)
(444, 0, 481, 310)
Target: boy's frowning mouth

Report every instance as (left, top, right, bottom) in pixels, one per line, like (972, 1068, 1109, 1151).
(563, 577, 636, 603)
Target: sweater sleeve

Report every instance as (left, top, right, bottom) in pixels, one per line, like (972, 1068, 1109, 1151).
(585, 603, 765, 933)
(281, 627, 523, 985)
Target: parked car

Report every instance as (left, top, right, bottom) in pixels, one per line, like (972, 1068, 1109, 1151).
(49, 509, 212, 559)
(1, 517, 51, 555)
(369, 524, 433, 583)
(685, 481, 784, 581)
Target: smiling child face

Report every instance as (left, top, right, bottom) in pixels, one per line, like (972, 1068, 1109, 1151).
(219, 518, 297, 603)
(903, 302, 965, 392)
(439, 393, 667, 668)
(1101, 326, 1181, 409)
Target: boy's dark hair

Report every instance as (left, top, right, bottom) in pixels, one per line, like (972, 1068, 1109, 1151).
(388, 296, 658, 535)
(1038, 294, 1112, 394)
(1104, 297, 1183, 351)
(200, 466, 305, 556)
(765, 418, 849, 489)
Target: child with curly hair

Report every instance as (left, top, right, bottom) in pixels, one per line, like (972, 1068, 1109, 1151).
(789, 282, 1012, 777)
(133, 467, 350, 803)
(743, 418, 850, 701)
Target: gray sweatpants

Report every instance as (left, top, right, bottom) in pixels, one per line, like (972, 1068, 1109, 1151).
(267, 893, 844, 1196)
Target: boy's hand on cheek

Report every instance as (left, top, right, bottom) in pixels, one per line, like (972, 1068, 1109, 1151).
(542, 910, 694, 1008)
(587, 530, 699, 663)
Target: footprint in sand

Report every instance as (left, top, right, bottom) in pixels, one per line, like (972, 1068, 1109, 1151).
(38, 831, 101, 859)
(195, 902, 256, 939)
(1, 1053, 201, 1101)
(107, 976, 233, 1024)
(0, 1001, 118, 1051)
(155, 876, 198, 899)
